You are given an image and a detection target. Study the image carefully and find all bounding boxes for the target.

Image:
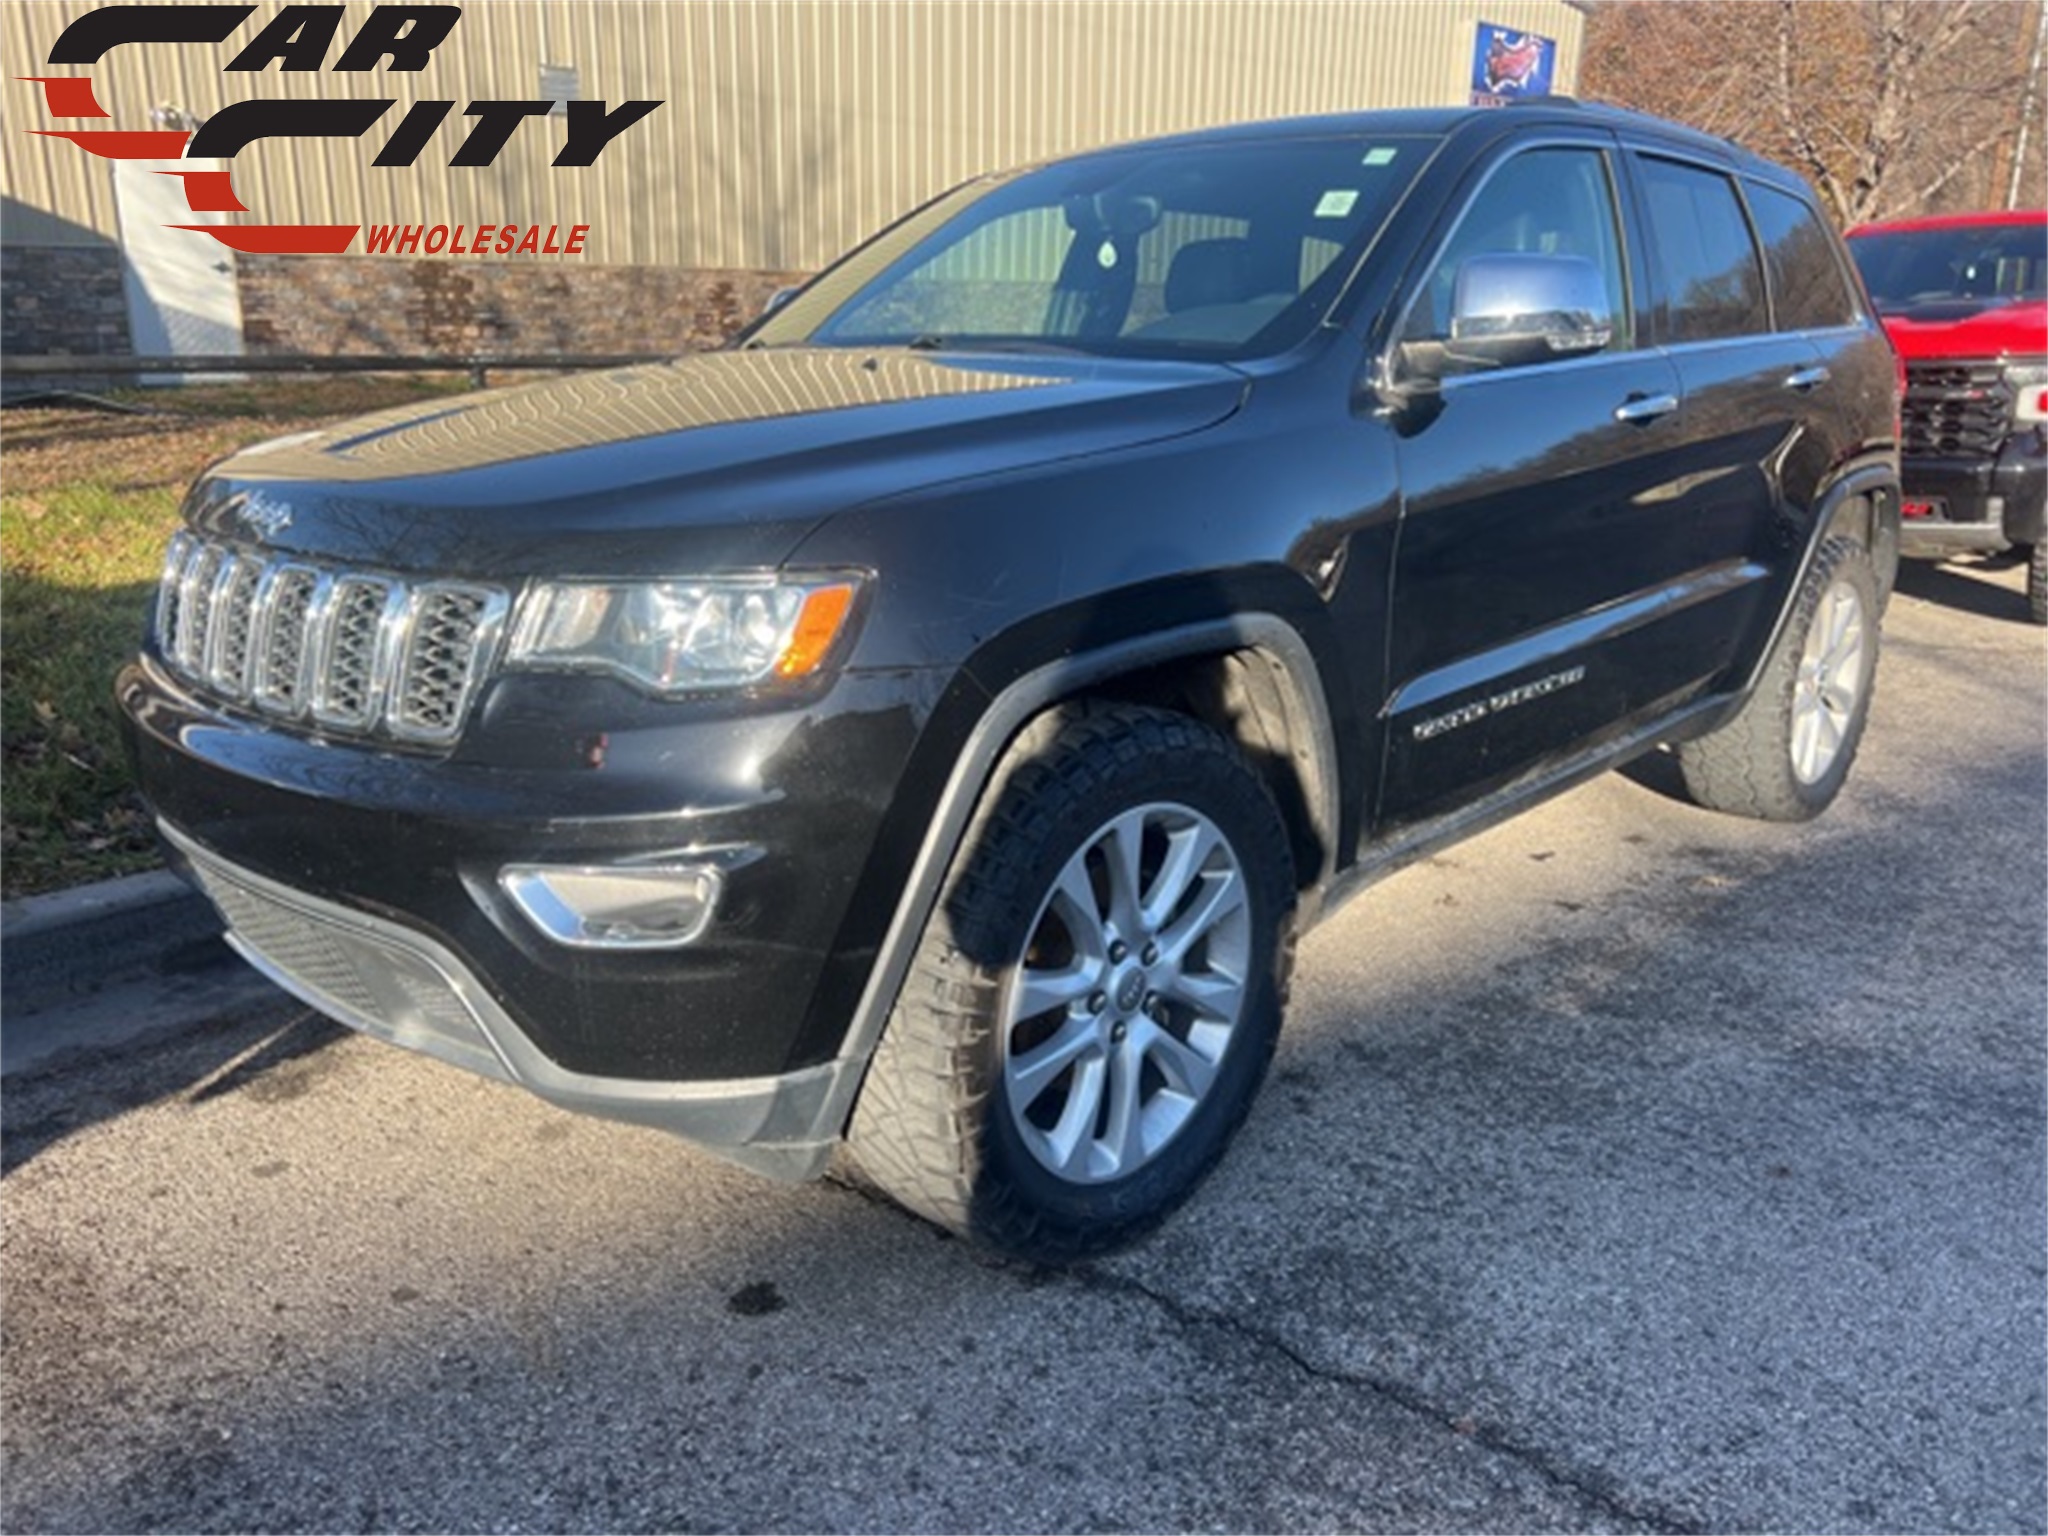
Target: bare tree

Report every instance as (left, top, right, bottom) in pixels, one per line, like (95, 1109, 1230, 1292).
(1581, 0, 2047, 226)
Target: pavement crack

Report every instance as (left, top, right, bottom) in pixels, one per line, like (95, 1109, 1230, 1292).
(822, 1158, 1697, 1532)
(1069, 1261, 1706, 1536)
(820, 1170, 1702, 1531)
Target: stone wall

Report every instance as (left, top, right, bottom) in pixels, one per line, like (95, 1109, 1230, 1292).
(0, 243, 130, 370)
(235, 257, 811, 358)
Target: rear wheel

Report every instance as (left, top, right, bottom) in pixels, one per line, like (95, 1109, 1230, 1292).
(845, 705, 1294, 1262)
(2026, 541, 2046, 626)
(1678, 536, 1879, 822)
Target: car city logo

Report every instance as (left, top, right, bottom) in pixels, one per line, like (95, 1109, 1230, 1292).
(19, 4, 662, 255)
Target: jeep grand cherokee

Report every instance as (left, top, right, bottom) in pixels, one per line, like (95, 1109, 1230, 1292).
(121, 103, 1901, 1260)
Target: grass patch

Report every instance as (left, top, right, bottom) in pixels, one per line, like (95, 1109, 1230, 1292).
(1, 375, 469, 897)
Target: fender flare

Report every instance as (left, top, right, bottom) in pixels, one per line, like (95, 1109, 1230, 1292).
(1739, 457, 1901, 697)
(810, 612, 1341, 1145)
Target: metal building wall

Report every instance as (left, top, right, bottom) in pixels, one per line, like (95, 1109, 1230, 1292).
(3, 0, 1584, 268)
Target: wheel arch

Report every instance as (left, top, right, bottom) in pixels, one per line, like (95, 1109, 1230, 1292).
(1736, 457, 1900, 700)
(816, 610, 1344, 1147)
(1813, 459, 1903, 603)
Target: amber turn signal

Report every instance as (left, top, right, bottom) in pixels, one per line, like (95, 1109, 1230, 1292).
(776, 583, 858, 678)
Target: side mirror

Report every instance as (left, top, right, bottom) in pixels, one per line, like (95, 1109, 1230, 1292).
(1396, 253, 1615, 386)
(1445, 252, 1614, 368)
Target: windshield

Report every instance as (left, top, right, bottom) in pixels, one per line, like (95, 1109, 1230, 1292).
(1847, 222, 2046, 316)
(745, 134, 1435, 361)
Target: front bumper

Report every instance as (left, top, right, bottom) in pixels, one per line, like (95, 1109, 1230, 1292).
(119, 651, 928, 1099)
(163, 821, 850, 1179)
(1897, 428, 2048, 556)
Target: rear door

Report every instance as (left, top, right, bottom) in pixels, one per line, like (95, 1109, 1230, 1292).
(1738, 173, 1897, 598)
(1622, 151, 1831, 667)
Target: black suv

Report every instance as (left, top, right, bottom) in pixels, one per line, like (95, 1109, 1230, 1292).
(122, 103, 1900, 1260)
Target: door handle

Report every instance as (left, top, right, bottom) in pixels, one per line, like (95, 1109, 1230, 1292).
(1784, 365, 1831, 392)
(1613, 392, 1679, 424)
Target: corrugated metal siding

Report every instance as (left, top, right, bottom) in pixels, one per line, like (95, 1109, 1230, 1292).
(2, 0, 1584, 267)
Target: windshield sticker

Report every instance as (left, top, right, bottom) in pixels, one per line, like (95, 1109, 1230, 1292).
(1097, 239, 1119, 269)
(1314, 189, 1360, 219)
(1362, 146, 1399, 167)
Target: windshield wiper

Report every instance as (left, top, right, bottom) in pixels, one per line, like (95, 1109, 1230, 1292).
(900, 335, 1093, 356)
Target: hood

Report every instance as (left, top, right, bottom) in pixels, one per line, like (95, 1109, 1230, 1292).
(188, 348, 1246, 576)
(1876, 298, 2048, 362)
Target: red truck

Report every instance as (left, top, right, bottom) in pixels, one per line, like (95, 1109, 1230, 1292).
(1846, 210, 2048, 623)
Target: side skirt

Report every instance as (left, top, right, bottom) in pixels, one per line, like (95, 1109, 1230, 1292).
(1313, 689, 1742, 927)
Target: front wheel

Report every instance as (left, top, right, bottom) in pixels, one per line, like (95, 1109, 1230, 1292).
(844, 705, 1295, 1262)
(1677, 536, 1880, 822)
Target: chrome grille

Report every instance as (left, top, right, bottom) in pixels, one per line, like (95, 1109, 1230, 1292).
(253, 566, 320, 713)
(175, 542, 226, 672)
(393, 586, 495, 742)
(205, 555, 263, 696)
(314, 578, 396, 729)
(1902, 361, 2013, 458)
(154, 537, 507, 746)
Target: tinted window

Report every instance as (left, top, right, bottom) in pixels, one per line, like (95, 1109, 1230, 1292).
(1638, 157, 1769, 342)
(1847, 221, 2047, 313)
(1401, 146, 1630, 355)
(1747, 182, 1860, 330)
(753, 135, 1433, 361)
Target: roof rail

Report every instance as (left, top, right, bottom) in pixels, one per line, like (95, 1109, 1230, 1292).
(1572, 98, 1754, 159)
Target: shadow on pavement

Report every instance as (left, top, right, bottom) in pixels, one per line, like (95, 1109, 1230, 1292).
(0, 1004, 344, 1176)
(1894, 552, 2034, 624)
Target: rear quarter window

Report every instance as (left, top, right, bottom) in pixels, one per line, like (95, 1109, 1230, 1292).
(1746, 182, 1862, 330)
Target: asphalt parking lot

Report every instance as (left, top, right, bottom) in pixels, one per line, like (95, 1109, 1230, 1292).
(3, 555, 2043, 1534)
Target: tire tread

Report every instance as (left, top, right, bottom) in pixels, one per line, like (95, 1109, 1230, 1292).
(845, 704, 1291, 1262)
(1678, 535, 1878, 822)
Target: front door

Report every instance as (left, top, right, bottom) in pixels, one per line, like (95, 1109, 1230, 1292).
(1376, 141, 1750, 829)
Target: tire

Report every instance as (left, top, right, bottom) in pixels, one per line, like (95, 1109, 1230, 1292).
(844, 704, 1295, 1263)
(1677, 535, 1879, 822)
(2026, 541, 2046, 626)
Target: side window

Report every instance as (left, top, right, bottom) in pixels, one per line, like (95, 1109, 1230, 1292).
(1636, 156, 1769, 342)
(1401, 146, 1630, 355)
(1746, 182, 1861, 330)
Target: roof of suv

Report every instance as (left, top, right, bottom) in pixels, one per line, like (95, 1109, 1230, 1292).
(1071, 99, 1803, 192)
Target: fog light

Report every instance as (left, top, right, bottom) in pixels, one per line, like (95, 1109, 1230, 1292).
(500, 863, 723, 950)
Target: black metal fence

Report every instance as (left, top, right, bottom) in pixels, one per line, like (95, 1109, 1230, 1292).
(3, 352, 668, 393)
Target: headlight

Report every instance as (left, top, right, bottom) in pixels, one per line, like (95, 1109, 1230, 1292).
(2009, 362, 2048, 426)
(507, 573, 862, 694)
